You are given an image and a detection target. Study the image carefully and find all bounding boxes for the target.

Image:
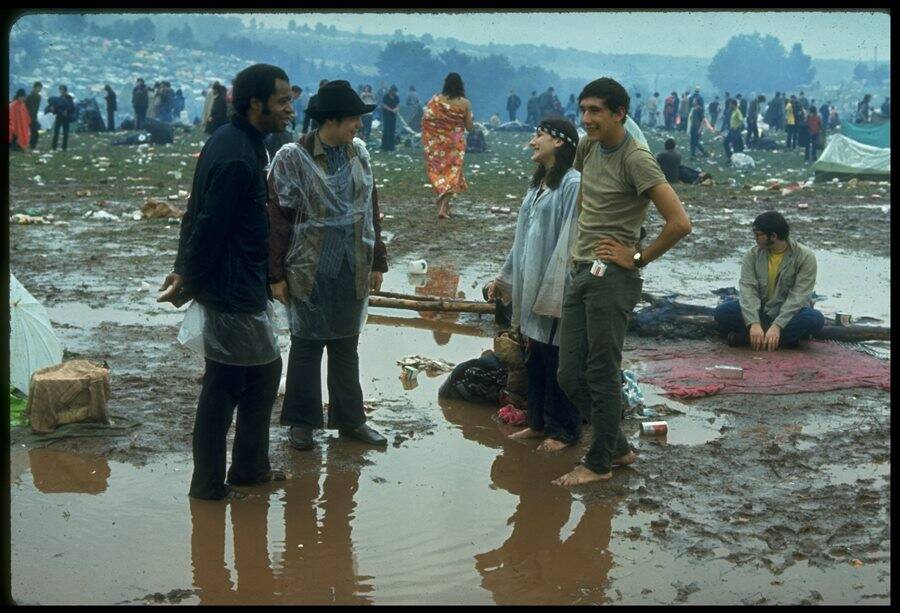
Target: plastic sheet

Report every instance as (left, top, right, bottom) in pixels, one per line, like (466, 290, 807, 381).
(270, 138, 375, 339)
(811, 134, 890, 177)
(177, 301, 279, 366)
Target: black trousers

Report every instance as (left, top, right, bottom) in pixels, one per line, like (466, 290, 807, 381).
(29, 120, 40, 149)
(107, 109, 115, 132)
(189, 357, 282, 500)
(135, 107, 147, 130)
(51, 117, 70, 150)
(746, 119, 758, 144)
(280, 335, 366, 431)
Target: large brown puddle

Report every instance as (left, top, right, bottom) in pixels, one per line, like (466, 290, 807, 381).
(10, 265, 890, 604)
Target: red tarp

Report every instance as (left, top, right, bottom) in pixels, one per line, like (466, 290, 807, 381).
(633, 340, 890, 397)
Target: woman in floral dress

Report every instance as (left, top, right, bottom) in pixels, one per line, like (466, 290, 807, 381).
(422, 73, 474, 219)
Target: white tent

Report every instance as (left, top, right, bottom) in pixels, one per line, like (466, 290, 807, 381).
(811, 133, 891, 178)
(9, 274, 63, 393)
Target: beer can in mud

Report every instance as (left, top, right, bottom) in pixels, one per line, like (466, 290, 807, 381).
(835, 313, 852, 326)
(590, 259, 607, 277)
(640, 421, 668, 435)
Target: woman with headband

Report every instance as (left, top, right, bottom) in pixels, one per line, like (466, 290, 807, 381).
(487, 118, 582, 452)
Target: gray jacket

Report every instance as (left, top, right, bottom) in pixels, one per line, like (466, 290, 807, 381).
(739, 238, 817, 329)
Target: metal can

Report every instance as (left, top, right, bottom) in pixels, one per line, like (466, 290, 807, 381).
(835, 313, 852, 326)
(640, 421, 668, 435)
(590, 259, 607, 277)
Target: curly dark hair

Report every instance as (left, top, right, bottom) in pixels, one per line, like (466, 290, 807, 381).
(233, 63, 289, 116)
(442, 73, 465, 99)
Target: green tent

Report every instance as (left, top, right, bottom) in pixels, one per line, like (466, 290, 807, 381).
(811, 133, 890, 181)
(839, 121, 891, 148)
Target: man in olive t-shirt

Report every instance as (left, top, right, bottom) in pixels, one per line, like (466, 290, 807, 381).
(553, 77, 693, 488)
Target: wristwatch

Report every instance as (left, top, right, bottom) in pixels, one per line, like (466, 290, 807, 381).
(633, 251, 647, 268)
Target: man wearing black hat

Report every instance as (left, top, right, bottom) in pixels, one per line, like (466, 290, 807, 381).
(158, 63, 295, 501)
(267, 79, 390, 451)
(302, 79, 329, 135)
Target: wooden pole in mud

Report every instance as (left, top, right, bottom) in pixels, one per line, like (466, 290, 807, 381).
(369, 295, 495, 314)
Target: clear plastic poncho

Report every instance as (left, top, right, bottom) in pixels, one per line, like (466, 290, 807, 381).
(270, 138, 376, 339)
(177, 301, 280, 366)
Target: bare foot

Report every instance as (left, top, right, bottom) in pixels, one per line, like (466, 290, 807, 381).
(537, 438, 569, 452)
(612, 451, 637, 467)
(552, 465, 612, 487)
(508, 427, 545, 440)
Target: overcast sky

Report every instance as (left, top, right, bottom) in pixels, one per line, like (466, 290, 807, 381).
(245, 11, 889, 61)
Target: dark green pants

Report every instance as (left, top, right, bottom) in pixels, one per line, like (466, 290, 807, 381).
(557, 263, 643, 474)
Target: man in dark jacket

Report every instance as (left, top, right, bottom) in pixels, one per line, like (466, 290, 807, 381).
(25, 81, 42, 149)
(157, 63, 295, 501)
(104, 85, 117, 132)
(48, 84, 75, 151)
(157, 81, 175, 123)
(506, 90, 521, 122)
(132, 78, 149, 130)
(708, 96, 720, 129)
(538, 86, 556, 120)
(746, 94, 765, 146)
(525, 91, 540, 125)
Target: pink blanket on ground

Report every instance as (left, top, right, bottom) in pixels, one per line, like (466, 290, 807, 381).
(632, 340, 891, 397)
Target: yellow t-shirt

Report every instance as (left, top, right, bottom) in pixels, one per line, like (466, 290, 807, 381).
(767, 251, 785, 301)
(785, 102, 795, 126)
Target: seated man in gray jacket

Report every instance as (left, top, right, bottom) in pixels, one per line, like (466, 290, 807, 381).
(714, 211, 825, 350)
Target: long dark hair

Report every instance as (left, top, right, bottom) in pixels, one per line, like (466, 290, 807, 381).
(530, 118, 579, 190)
(442, 73, 465, 99)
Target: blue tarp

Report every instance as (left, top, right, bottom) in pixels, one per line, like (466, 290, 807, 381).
(839, 121, 891, 148)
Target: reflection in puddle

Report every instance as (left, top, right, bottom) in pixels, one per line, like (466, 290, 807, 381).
(29, 449, 111, 495)
(441, 399, 617, 605)
(413, 266, 466, 346)
(190, 445, 374, 605)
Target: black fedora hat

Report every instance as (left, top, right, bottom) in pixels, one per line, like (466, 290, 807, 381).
(307, 80, 375, 121)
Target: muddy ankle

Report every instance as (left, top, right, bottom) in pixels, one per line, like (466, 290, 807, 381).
(613, 451, 637, 466)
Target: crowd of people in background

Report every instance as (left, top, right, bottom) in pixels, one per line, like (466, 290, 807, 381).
(10, 66, 891, 161)
(627, 86, 890, 165)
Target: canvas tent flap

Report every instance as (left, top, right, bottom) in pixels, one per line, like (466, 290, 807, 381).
(811, 134, 891, 177)
(839, 121, 891, 149)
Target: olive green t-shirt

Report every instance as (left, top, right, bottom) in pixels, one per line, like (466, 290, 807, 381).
(571, 133, 667, 263)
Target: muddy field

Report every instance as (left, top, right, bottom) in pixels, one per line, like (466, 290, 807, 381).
(8, 126, 891, 604)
